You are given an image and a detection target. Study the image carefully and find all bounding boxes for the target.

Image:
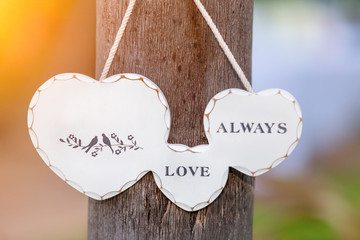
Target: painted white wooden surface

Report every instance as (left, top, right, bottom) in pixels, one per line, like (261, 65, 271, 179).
(28, 73, 302, 211)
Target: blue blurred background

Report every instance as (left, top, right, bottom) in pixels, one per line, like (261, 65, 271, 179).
(254, 1, 360, 239)
(0, 0, 359, 239)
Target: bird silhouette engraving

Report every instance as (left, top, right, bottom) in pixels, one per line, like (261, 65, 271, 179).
(60, 133, 143, 156)
(102, 133, 114, 153)
(84, 136, 98, 153)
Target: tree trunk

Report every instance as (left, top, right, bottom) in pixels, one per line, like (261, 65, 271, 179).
(89, 0, 254, 239)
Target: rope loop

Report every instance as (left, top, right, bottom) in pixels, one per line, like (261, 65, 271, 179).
(100, 0, 254, 93)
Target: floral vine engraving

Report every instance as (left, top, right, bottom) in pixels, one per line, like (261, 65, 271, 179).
(59, 133, 143, 157)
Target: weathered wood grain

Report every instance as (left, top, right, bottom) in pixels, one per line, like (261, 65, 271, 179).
(89, 0, 254, 239)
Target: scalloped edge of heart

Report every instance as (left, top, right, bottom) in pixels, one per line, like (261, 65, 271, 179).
(28, 73, 303, 211)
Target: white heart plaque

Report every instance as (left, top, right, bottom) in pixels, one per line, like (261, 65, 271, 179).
(28, 73, 302, 211)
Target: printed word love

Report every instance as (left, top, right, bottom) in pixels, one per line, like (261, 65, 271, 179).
(165, 166, 210, 177)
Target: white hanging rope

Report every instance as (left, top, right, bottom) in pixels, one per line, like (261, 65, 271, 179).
(99, 0, 137, 81)
(193, 0, 254, 93)
(100, 0, 254, 93)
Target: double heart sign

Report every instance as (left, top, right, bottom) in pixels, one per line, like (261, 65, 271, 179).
(28, 73, 302, 211)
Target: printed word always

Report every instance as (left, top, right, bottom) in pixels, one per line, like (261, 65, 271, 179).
(217, 122, 287, 134)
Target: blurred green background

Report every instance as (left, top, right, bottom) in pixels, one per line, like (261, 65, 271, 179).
(0, 0, 359, 239)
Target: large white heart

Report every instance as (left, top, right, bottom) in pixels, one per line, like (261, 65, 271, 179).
(28, 73, 302, 211)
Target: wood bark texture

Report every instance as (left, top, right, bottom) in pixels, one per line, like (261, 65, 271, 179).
(89, 0, 255, 239)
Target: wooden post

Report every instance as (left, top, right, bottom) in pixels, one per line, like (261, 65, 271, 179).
(89, 0, 254, 239)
